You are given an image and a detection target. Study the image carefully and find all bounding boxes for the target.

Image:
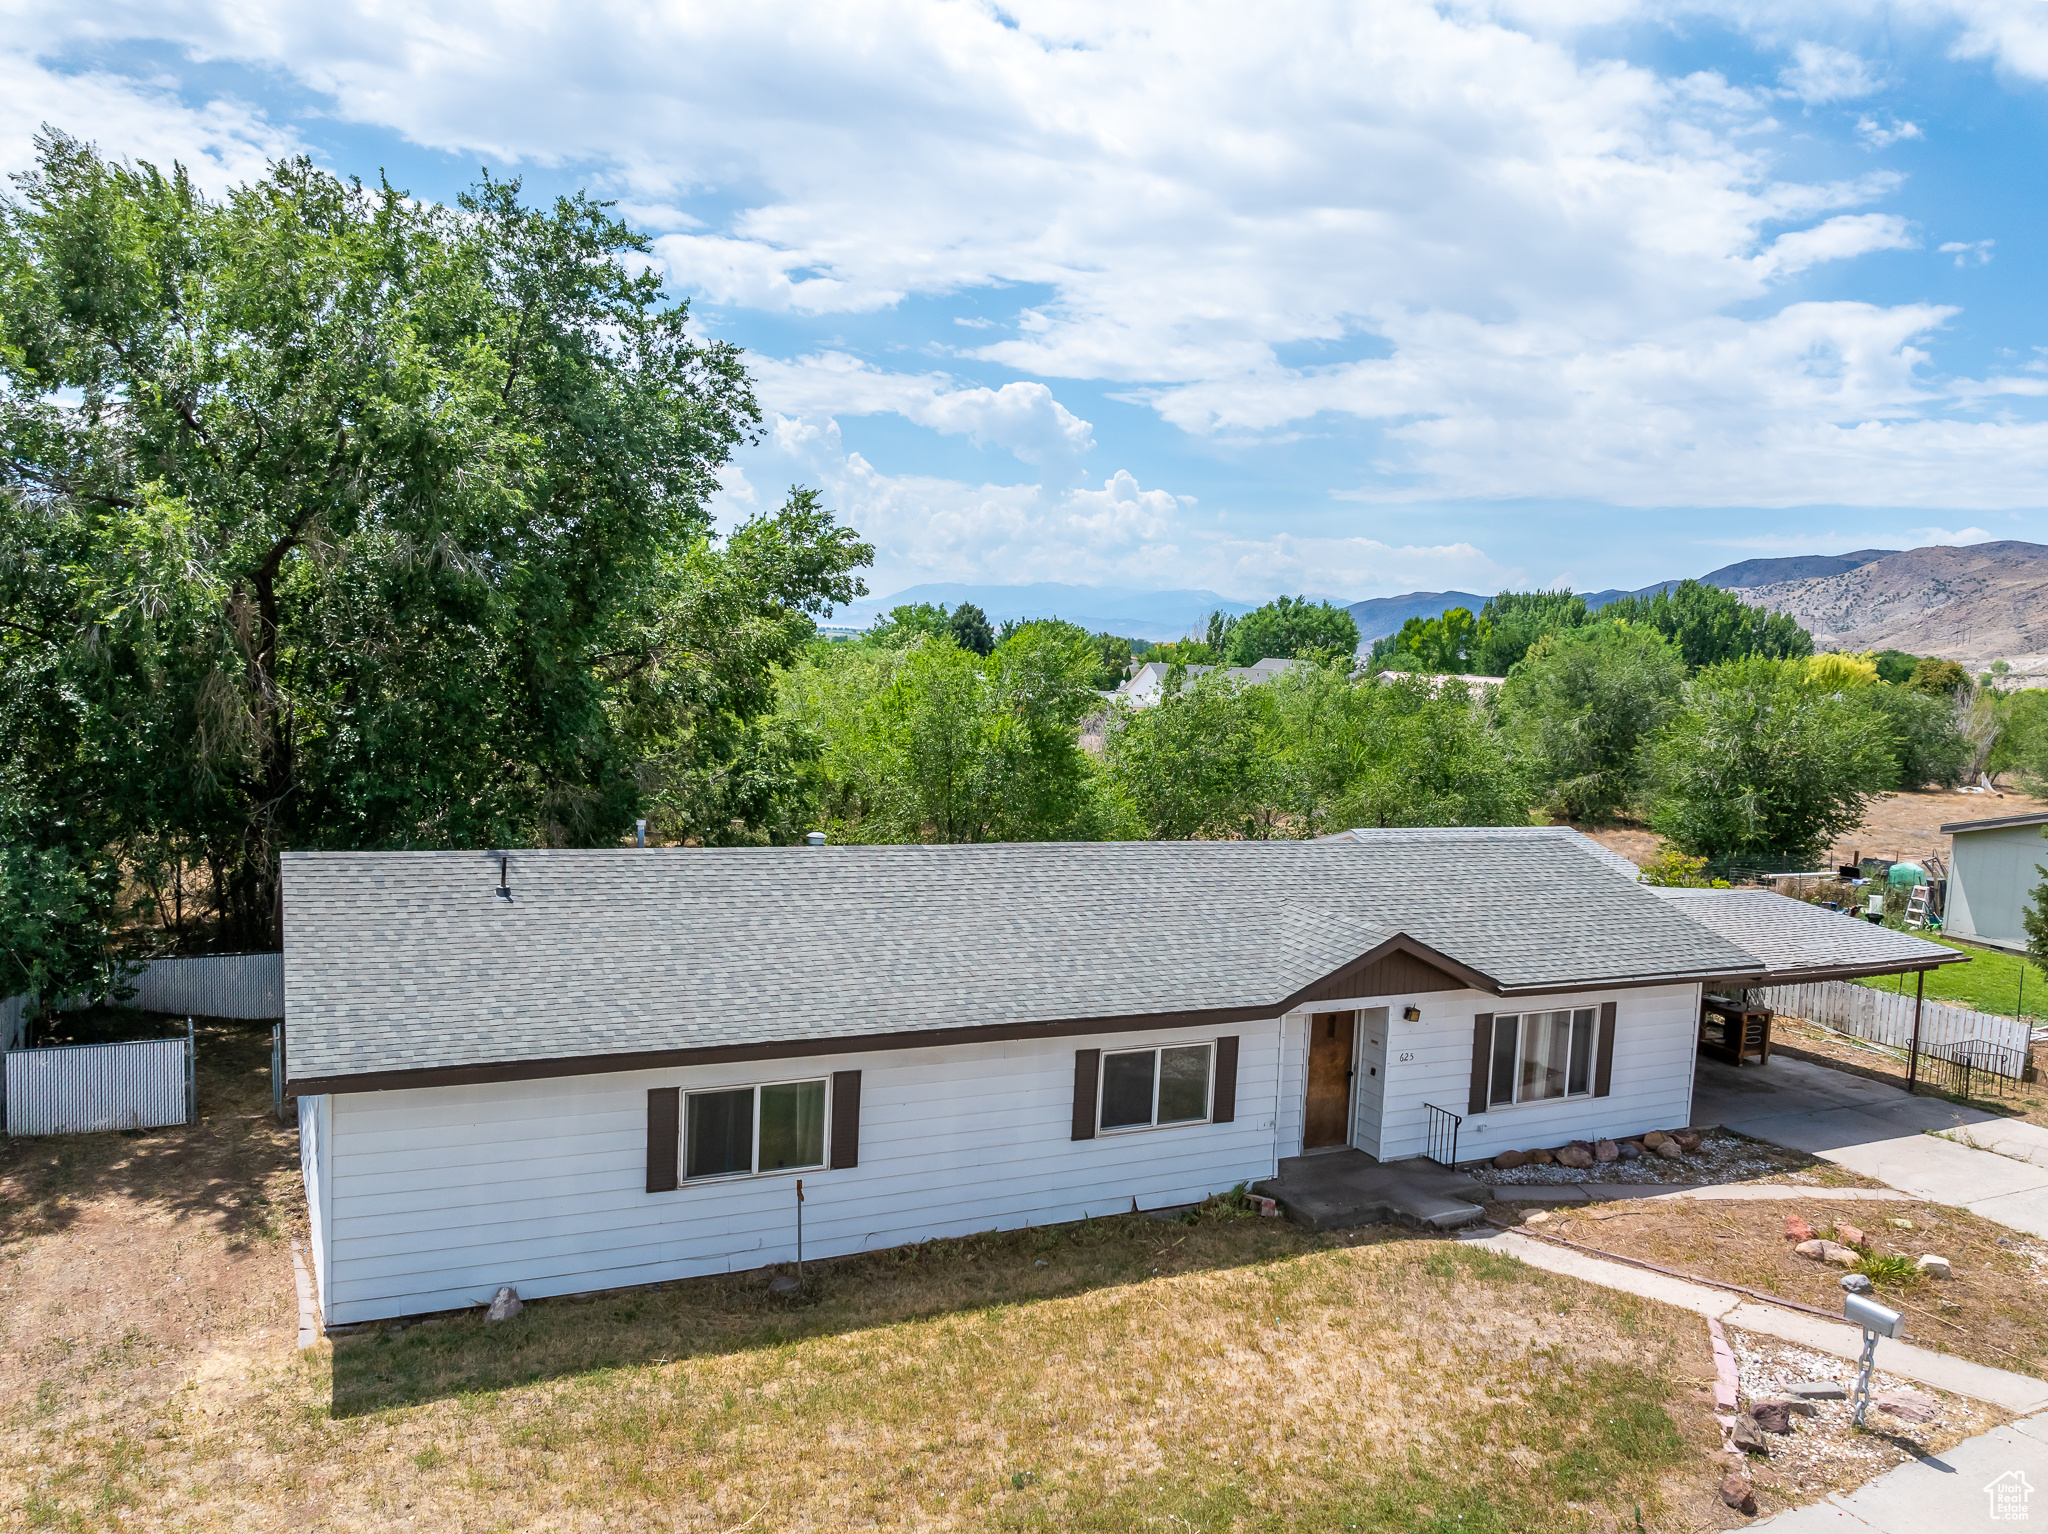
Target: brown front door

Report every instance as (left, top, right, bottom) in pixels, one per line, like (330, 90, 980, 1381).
(1304, 1011, 1356, 1149)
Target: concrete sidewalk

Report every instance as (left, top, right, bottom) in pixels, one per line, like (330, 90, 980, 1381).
(1484, 1184, 1924, 1205)
(1750, 1412, 2048, 1530)
(1692, 1054, 2048, 1237)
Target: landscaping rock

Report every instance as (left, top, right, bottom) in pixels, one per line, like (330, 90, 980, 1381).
(1719, 1475, 1758, 1515)
(1785, 1401, 1816, 1418)
(1748, 1401, 1794, 1435)
(1526, 1148, 1555, 1165)
(1730, 1415, 1769, 1455)
(1874, 1390, 1937, 1424)
(1555, 1144, 1595, 1170)
(1786, 1382, 1846, 1400)
(1594, 1138, 1618, 1163)
(1524, 1211, 1552, 1225)
(1493, 1149, 1531, 1169)
(1916, 1254, 1952, 1279)
(1783, 1214, 1815, 1244)
(1834, 1223, 1867, 1249)
(1672, 1130, 1702, 1152)
(1888, 1218, 1914, 1230)
(1616, 1141, 1643, 1160)
(1840, 1273, 1873, 1294)
(485, 1286, 522, 1322)
(1652, 1138, 1686, 1160)
(1641, 1130, 1670, 1149)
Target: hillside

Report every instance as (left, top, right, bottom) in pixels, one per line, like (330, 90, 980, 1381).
(1345, 589, 1489, 641)
(1700, 549, 1895, 589)
(840, 582, 1256, 641)
(1731, 541, 2048, 666)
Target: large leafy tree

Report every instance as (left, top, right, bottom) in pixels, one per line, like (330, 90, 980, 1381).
(1220, 595, 1360, 667)
(1647, 657, 1896, 860)
(1474, 589, 1588, 676)
(1, 133, 769, 947)
(1600, 580, 1813, 670)
(1500, 623, 1686, 821)
(1105, 671, 1278, 840)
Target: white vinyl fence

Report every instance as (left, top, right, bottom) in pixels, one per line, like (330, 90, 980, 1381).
(5, 1030, 194, 1135)
(1762, 980, 2032, 1079)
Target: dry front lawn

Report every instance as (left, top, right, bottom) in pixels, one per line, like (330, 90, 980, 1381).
(0, 1019, 1970, 1532)
(1505, 1195, 2048, 1379)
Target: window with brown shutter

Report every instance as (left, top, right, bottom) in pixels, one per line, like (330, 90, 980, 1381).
(1593, 1001, 1617, 1097)
(1072, 1048, 1100, 1140)
(646, 1087, 679, 1193)
(1467, 1014, 1493, 1116)
(830, 1070, 861, 1168)
(1212, 1036, 1239, 1124)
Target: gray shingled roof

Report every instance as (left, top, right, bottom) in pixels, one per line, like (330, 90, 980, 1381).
(1645, 888, 1966, 981)
(283, 828, 1769, 1090)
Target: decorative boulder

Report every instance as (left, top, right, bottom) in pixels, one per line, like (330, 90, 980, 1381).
(1840, 1273, 1873, 1294)
(1730, 1415, 1769, 1455)
(1555, 1144, 1595, 1170)
(1617, 1141, 1643, 1160)
(1794, 1239, 1859, 1267)
(1493, 1149, 1531, 1170)
(1672, 1131, 1703, 1152)
(485, 1286, 522, 1322)
(1888, 1218, 1914, 1231)
(1916, 1254, 1952, 1279)
(1874, 1390, 1937, 1424)
(1720, 1475, 1758, 1515)
(1748, 1401, 1794, 1435)
(1527, 1148, 1555, 1165)
(1652, 1139, 1686, 1160)
(1641, 1131, 1670, 1150)
(1834, 1223, 1867, 1249)
(1594, 1139, 1619, 1163)
(1784, 1214, 1815, 1244)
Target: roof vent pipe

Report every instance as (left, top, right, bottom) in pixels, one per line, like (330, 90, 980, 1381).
(805, 831, 827, 847)
(635, 819, 647, 848)
(495, 854, 511, 899)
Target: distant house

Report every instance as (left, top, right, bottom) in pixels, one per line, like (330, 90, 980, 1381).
(284, 829, 1957, 1326)
(1113, 656, 1300, 706)
(1939, 810, 2048, 952)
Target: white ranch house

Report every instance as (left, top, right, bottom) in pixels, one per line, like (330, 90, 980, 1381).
(284, 830, 1956, 1325)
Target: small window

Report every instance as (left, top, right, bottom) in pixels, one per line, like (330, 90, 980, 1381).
(1099, 1044, 1213, 1132)
(685, 1079, 827, 1179)
(1487, 1009, 1598, 1108)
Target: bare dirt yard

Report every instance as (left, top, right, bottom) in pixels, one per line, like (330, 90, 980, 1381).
(1564, 784, 2048, 875)
(0, 1019, 1928, 1533)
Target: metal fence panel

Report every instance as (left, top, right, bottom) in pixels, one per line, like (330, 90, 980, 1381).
(1761, 980, 2031, 1080)
(0, 993, 27, 1054)
(5, 1034, 192, 1135)
(130, 954, 283, 1019)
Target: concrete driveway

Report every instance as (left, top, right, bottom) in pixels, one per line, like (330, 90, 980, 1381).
(1693, 1053, 2048, 1237)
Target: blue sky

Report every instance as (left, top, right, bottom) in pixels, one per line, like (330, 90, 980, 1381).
(7, 2, 2048, 605)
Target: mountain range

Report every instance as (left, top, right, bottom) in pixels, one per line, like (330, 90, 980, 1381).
(842, 543, 2048, 666)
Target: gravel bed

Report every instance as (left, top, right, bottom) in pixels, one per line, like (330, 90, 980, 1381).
(1468, 1128, 1805, 1185)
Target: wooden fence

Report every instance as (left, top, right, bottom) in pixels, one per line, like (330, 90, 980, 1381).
(1761, 980, 2031, 1079)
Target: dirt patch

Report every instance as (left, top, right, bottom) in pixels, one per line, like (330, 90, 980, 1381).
(1469, 1127, 1885, 1188)
(1502, 1194, 2048, 1379)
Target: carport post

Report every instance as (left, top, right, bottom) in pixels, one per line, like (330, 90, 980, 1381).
(1906, 972, 1924, 1095)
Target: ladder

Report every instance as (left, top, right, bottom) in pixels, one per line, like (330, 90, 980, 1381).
(1904, 883, 1930, 929)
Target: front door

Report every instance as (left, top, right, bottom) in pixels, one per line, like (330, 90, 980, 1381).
(1352, 1007, 1390, 1157)
(1304, 1010, 1356, 1149)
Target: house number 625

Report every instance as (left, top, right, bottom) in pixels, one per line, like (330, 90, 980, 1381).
(1396, 1051, 1415, 1063)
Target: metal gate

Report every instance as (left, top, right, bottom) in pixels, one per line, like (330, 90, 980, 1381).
(4, 1025, 194, 1135)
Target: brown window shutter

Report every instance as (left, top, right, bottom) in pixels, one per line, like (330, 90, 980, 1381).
(1593, 1001, 1618, 1098)
(646, 1087, 679, 1193)
(1212, 1036, 1239, 1124)
(1467, 1014, 1494, 1117)
(1072, 1048, 1100, 1140)
(830, 1070, 862, 1169)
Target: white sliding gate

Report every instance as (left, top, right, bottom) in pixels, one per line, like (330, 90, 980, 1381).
(4, 1027, 194, 1135)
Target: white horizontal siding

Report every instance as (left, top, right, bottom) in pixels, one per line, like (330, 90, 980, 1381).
(317, 1019, 1284, 1324)
(300, 1094, 332, 1308)
(1364, 984, 1701, 1161)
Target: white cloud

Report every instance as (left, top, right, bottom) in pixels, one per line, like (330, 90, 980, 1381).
(1778, 42, 1883, 103)
(748, 353, 1095, 468)
(1756, 213, 1916, 277)
(1856, 115, 1924, 147)
(1903, 524, 1995, 543)
(1939, 239, 1996, 267)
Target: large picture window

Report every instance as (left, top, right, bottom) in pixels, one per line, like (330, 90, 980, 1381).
(1487, 1009, 1598, 1108)
(685, 1079, 827, 1179)
(1100, 1044, 1213, 1131)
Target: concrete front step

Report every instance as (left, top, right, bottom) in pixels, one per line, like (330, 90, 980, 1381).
(1253, 1149, 1488, 1232)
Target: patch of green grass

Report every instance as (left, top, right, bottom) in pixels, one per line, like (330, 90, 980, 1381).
(1854, 934, 2044, 1019)
(1852, 1253, 1923, 1289)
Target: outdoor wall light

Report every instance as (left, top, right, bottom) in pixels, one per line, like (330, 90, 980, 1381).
(1402, 1006, 1421, 1021)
